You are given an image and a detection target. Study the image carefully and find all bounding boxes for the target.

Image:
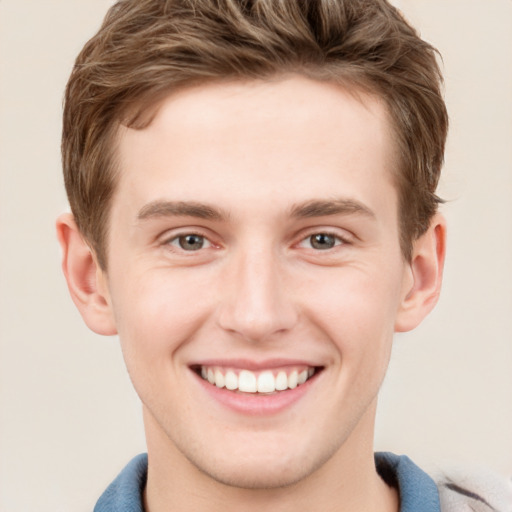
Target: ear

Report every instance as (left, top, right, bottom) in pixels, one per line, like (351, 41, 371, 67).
(395, 213, 446, 332)
(56, 213, 117, 335)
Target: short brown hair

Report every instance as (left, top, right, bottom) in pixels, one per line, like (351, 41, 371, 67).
(62, 0, 448, 268)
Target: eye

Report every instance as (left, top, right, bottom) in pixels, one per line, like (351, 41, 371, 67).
(169, 234, 212, 251)
(300, 232, 344, 250)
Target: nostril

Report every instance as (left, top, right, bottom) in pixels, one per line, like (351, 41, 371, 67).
(216, 303, 299, 343)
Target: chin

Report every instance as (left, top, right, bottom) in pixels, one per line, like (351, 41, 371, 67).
(196, 461, 314, 490)
(187, 444, 333, 491)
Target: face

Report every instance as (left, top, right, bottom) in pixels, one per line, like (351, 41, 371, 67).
(98, 76, 415, 488)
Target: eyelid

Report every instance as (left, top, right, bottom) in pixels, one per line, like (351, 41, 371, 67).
(159, 227, 219, 251)
(294, 227, 354, 248)
(298, 234, 344, 250)
(168, 234, 212, 250)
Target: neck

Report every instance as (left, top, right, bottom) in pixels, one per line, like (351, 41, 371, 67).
(143, 402, 398, 512)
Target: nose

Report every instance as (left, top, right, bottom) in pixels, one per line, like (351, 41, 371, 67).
(217, 248, 298, 343)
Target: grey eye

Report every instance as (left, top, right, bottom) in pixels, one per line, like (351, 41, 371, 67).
(177, 234, 205, 251)
(309, 233, 337, 250)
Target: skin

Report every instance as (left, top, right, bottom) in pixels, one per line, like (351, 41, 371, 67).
(57, 76, 445, 512)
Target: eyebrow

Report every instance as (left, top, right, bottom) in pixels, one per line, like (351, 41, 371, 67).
(137, 200, 227, 221)
(290, 198, 375, 219)
(136, 197, 375, 223)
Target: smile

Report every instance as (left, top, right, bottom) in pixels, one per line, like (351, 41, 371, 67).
(196, 366, 318, 394)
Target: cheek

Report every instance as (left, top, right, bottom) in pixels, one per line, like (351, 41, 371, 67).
(110, 268, 215, 363)
(110, 269, 217, 416)
(302, 266, 402, 376)
(305, 266, 402, 331)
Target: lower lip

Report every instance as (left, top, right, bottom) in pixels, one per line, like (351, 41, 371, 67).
(192, 371, 318, 416)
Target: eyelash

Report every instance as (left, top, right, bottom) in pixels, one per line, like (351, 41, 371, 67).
(165, 232, 213, 252)
(163, 230, 350, 254)
(296, 231, 350, 251)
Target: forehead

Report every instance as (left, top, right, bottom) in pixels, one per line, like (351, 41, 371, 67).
(114, 76, 397, 218)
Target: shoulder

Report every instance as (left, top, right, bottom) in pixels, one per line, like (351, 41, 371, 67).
(376, 452, 512, 512)
(94, 453, 148, 512)
(435, 467, 512, 512)
(376, 452, 442, 511)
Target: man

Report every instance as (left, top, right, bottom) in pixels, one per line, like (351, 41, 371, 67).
(56, 1, 510, 510)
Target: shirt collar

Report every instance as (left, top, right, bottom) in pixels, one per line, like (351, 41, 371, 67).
(376, 452, 441, 512)
(95, 452, 441, 512)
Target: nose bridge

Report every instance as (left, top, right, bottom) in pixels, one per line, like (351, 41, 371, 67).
(217, 243, 297, 342)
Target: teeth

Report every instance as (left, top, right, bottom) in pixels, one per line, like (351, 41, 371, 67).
(238, 370, 257, 392)
(275, 371, 288, 391)
(214, 369, 225, 388)
(225, 370, 238, 390)
(288, 370, 298, 389)
(257, 371, 275, 393)
(199, 366, 317, 393)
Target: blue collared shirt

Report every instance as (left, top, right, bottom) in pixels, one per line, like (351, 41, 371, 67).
(94, 452, 441, 512)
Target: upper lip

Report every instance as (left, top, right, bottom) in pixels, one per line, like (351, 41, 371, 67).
(189, 358, 322, 371)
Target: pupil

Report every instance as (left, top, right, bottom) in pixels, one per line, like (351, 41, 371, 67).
(311, 233, 335, 250)
(179, 235, 204, 250)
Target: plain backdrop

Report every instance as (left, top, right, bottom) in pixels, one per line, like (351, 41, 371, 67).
(0, 1, 511, 510)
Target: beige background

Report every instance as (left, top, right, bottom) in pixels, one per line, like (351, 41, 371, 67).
(1, 1, 511, 510)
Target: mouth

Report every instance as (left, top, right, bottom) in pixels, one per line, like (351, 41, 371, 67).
(191, 365, 322, 394)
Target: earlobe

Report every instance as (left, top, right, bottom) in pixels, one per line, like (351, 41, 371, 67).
(395, 214, 446, 333)
(56, 213, 117, 336)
